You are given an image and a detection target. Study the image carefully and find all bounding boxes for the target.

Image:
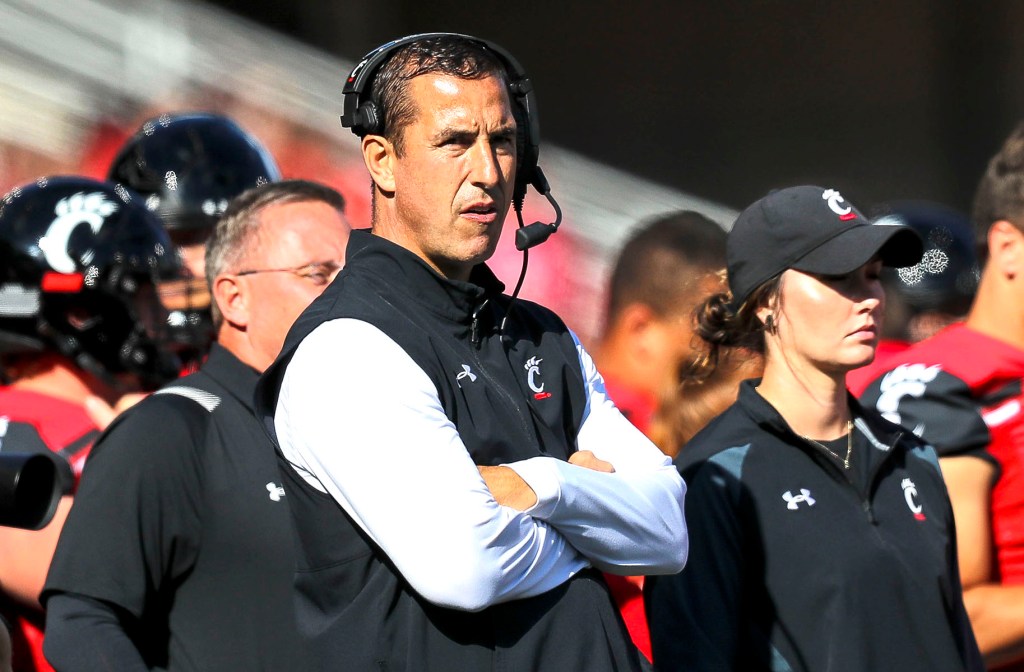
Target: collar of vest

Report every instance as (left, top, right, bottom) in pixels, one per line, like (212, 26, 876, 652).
(345, 230, 507, 323)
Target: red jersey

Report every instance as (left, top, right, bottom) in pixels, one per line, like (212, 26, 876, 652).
(0, 387, 98, 672)
(600, 373, 658, 663)
(601, 375, 657, 437)
(857, 324, 1024, 584)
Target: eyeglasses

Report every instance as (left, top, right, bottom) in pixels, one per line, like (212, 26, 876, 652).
(235, 260, 344, 287)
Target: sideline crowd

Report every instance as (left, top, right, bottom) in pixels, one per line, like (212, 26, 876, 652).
(0, 32, 1021, 672)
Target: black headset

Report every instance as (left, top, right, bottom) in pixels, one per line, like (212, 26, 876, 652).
(340, 32, 561, 251)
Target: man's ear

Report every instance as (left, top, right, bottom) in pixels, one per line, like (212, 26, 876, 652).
(614, 303, 671, 358)
(990, 220, 1024, 280)
(617, 303, 658, 340)
(213, 274, 249, 329)
(362, 134, 396, 193)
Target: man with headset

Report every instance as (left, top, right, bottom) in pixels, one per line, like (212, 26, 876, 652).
(256, 33, 687, 670)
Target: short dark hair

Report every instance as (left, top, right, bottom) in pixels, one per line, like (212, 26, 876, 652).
(205, 179, 346, 326)
(370, 35, 507, 155)
(972, 121, 1024, 261)
(607, 210, 728, 321)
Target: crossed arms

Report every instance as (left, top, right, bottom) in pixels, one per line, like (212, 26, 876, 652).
(275, 319, 688, 611)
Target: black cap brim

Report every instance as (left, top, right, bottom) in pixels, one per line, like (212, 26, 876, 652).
(792, 224, 923, 276)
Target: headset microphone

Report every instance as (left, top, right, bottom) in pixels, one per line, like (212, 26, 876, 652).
(514, 181, 562, 250)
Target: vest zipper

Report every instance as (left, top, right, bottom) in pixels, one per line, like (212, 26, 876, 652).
(859, 428, 903, 525)
(466, 301, 539, 453)
(470, 299, 490, 347)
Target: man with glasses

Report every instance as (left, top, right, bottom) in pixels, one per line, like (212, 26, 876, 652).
(41, 180, 351, 671)
(82, 112, 283, 428)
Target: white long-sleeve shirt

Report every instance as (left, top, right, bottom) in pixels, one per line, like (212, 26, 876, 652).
(275, 318, 687, 611)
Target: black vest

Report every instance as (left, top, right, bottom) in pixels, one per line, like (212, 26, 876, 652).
(256, 231, 641, 671)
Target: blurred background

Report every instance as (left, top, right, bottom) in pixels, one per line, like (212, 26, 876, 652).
(2, 0, 1021, 340)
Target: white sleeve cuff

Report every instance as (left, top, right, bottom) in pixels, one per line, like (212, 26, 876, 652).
(503, 456, 563, 520)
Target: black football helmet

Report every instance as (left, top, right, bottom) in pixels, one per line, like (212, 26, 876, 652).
(107, 112, 281, 232)
(874, 200, 980, 317)
(0, 176, 188, 389)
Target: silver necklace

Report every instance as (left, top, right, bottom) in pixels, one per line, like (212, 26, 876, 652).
(802, 420, 853, 470)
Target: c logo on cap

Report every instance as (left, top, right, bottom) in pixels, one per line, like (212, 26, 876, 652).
(822, 189, 856, 220)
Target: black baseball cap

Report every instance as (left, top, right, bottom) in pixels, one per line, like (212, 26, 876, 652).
(727, 185, 924, 306)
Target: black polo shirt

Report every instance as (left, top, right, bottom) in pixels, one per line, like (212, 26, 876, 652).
(43, 344, 302, 671)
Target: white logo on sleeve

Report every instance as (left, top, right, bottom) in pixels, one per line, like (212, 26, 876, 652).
(901, 478, 926, 520)
(874, 363, 942, 427)
(266, 482, 285, 502)
(38, 192, 119, 273)
(822, 189, 856, 220)
(456, 364, 477, 388)
(783, 489, 816, 510)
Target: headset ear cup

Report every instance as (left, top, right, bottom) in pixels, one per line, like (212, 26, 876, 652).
(356, 101, 382, 136)
(511, 99, 534, 207)
(513, 118, 528, 206)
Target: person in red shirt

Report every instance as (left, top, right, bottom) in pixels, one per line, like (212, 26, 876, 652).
(590, 210, 726, 663)
(593, 211, 728, 439)
(0, 176, 185, 671)
(858, 122, 1024, 670)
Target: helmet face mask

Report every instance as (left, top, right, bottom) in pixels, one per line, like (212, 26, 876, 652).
(0, 177, 189, 389)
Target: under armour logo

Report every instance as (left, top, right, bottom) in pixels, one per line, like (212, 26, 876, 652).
(456, 364, 477, 388)
(266, 482, 285, 502)
(783, 489, 816, 510)
(822, 189, 856, 221)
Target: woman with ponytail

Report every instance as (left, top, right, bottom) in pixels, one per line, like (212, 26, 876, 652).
(645, 186, 983, 672)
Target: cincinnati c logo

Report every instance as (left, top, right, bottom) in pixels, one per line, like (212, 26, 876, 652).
(901, 478, 926, 521)
(525, 356, 551, 400)
(874, 363, 941, 427)
(822, 189, 856, 221)
(525, 357, 544, 394)
(38, 192, 119, 273)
